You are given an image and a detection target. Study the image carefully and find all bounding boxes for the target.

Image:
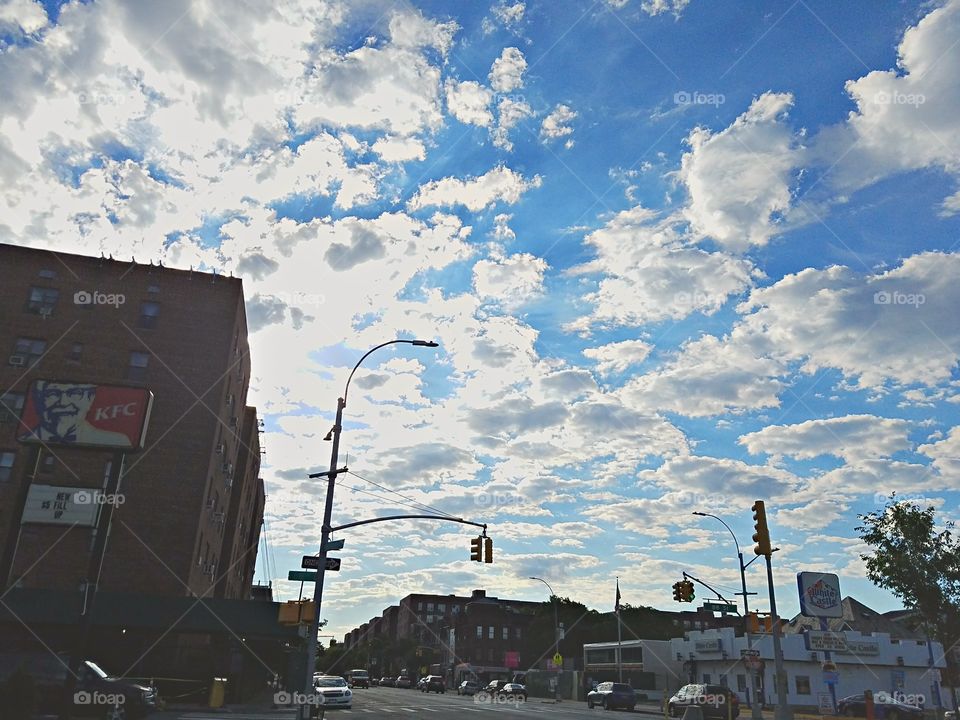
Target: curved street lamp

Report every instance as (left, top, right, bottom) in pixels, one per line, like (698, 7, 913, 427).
(692, 511, 762, 720)
(300, 338, 438, 718)
(529, 576, 561, 701)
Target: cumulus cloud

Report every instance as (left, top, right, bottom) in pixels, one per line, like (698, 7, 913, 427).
(408, 165, 542, 211)
(489, 47, 527, 93)
(540, 104, 577, 143)
(679, 92, 801, 251)
(583, 339, 652, 376)
(491, 95, 534, 151)
(444, 79, 494, 127)
(0, 0, 48, 35)
(739, 415, 913, 463)
(473, 252, 548, 308)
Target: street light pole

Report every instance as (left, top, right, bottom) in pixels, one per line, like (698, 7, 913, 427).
(529, 576, 560, 702)
(300, 339, 438, 720)
(692, 512, 762, 720)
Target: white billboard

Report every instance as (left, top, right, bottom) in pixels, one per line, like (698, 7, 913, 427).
(797, 571, 843, 618)
(22, 485, 99, 526)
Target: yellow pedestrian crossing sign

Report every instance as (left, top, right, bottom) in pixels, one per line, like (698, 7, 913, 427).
(553, 653, 563, 666)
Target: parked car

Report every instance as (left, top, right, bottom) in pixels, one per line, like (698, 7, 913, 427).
(499, 683, 527, 700)
(347, 669, 369, 688)
(395, 675, 414, 689)
(478, 679, 510, 699)
(313, 675, 352, 710)
(837, 693, 924, 720)
(667, 684, 739, 719)
(588, 681, 637, 711)
(0, 654, 157, 718)
(369, 677, 379, 687)
(420, 675, 446, 693)
(416, 677, 427, 691)
(457, 680, 479, 696)
(379, 676, 395, 687)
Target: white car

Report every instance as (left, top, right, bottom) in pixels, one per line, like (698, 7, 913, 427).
(314, 675, 353, 709)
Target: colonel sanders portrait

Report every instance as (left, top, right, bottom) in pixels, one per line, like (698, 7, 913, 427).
(24, 381, 130, 446)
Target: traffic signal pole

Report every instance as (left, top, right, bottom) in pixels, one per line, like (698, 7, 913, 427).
(765, 552, 792, 720)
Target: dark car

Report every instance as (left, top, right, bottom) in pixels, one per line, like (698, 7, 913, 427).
(420, 675, 445, 693)
(480, 680, 510, 697)
(838, 693, 924, 720)
(668, 684, 739, 719)
(457, 680, 479, 696)
(588, 681, 637, 711)
(379, 676, 395, 687)
(348, 670, 370, 688)
(0, 654, 157, 718)
(499, 683, 527, 701)
(396, 675, 414, 689)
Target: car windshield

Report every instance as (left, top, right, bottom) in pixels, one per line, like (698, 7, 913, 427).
(316, 677, 347, 687)
(612, 684, 632, 692)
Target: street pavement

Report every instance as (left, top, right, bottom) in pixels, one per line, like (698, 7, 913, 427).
(155, 685, 670, 720)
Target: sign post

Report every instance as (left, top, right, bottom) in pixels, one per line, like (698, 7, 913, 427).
(798, 572, 843, 716)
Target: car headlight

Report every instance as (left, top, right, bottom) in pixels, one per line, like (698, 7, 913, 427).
(345, 690, 352, 697)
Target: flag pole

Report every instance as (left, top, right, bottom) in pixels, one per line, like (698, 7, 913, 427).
(616, 577, 623, 683)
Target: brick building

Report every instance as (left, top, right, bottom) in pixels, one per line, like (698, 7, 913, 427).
(0, 243, 263, 598)
(0, 244, 284, 698)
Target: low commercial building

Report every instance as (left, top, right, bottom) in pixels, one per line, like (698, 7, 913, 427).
(583, 627, 947, 711)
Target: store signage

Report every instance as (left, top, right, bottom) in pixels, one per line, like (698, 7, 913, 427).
(797, 572, 843, 618)
(22, 485, 98, 526)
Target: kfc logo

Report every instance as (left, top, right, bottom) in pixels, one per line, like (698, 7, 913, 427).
(17, 380, 153, 450)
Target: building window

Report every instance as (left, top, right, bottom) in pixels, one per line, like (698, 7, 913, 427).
(147, 284, 160, 295)
(795, 676, 811, 695)
(427, 602, 434, 611)
(27, 287, 59, 315)
(128, 351, 150, 381)
(502, 627, 509, 640)
(737, 675, 747, 692)
(437, 603, 445, 613)
(417, 601, 423, 611)
(38, 269, 56, 279)
(0, 452, 14, 481)
(515, 627, 521, 639)
(138, 301, 160, 329)
(67, 343, 83, 363)
(476, 625, 482, 639)
(39, 452, 55, 473)
(703, 674, 711, 684)
(488, 626, 494, 640)
(0, 392, 24, 424)
(13, 337, 46, 366)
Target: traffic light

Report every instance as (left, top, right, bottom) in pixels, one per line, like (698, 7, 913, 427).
(484, 537, 493, 563)
(672, 582, 683, 602)
(682, 580, 695, 602)
(470, 536, 482, 562)
(752, 500, 772, 556)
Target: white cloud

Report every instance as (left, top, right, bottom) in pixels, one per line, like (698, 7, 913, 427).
(408, 165, 542, 211)
(566, 207, 758, 332)
(583, 339, 653, 376)
(640, 0, 691, 17)
(540, 104, 577, 142)
(473, 252, 548, 308)
(371, 135, 427, 163)
(489, 47, 527, 93)
(739, 415, 913, 463)
(679, 92, 800, 251)
(491, 95, 533, 151)
(444, 79, 495, 127)
(0, 0, 48, 34)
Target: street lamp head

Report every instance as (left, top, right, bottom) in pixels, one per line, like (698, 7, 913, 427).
(412, 340, 439, 347)
(692, 511, 706, 516)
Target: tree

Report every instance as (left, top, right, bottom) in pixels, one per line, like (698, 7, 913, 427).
(857, 495, 960, 705)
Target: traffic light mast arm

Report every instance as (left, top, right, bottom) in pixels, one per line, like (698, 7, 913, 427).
(331, 515, 488, 534)
(681, 571, 741, 613)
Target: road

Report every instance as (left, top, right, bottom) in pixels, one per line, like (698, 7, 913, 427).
(156, 685, 666, 720)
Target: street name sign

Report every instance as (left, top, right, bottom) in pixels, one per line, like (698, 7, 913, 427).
(322, 538, 345, 552)
(289, 570, 317, 582)
(703, 602, 738, 614)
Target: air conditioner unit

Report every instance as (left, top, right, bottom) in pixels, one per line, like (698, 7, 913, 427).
(213, 512, 225, 524)
(205, 497, 215, 511)
(8, 355, 25, 367)
(226, 394, 234, 406)
(221, 462, 232, 474)
(230, 416, 238, 427)
(896, 656, 905, 666)
(215, 443, 224, 455)
(202, 562, 216, 576)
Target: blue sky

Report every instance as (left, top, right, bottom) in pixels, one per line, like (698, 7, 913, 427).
(2, 0, 959, 643)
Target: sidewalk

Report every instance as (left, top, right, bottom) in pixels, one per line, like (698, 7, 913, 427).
(164, 687, 285, 714)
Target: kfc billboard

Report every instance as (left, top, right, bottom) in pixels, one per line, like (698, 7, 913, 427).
(17, 380, 153, 450)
